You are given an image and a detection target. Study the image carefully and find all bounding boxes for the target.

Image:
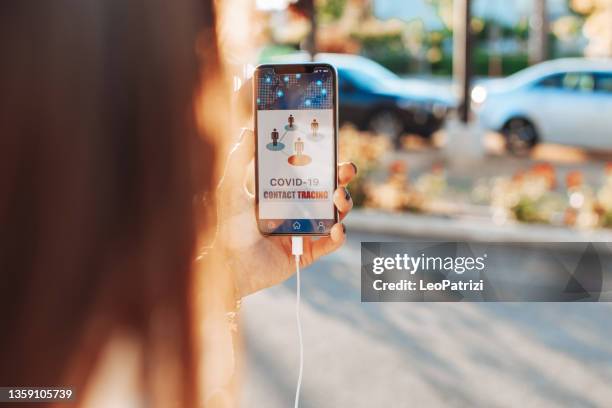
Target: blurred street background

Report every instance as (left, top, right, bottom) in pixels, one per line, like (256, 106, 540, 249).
(235, 0, 612, 406)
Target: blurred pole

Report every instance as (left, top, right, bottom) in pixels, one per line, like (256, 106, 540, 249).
(362, 0, 374, 19)
(489, 23, 502, 77)
(453, 0, 472, 123)
(529, 0, 548, 64)
(296, 0, 317, 60)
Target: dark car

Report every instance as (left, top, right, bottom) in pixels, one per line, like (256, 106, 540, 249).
(315, 53, 454, 144)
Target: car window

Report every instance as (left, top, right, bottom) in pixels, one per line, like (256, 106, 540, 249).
(562, 72, 595, 92)
(534, 73, 563, 88)
(595, 73, 612, 93)
(338, 74, 356, 92)
(534, 72, 597, 92)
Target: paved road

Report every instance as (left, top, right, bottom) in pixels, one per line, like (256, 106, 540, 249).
(241, 231, 612, 408)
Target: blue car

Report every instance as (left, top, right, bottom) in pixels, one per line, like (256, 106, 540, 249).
(315, 53, 454, 144)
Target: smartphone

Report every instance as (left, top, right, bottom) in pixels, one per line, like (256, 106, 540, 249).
(254, 63, 338, 236)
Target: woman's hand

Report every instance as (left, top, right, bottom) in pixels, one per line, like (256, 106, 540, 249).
(216, 129, 357, 298)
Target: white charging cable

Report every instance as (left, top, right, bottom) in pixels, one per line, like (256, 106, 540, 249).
(291, 236, 304, 408)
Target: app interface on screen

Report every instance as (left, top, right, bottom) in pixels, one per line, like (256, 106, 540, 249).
(256, 66, 335, 234)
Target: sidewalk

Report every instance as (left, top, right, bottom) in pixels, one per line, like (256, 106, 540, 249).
(242, 228, 612, 408)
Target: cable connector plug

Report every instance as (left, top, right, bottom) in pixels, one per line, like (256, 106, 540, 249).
(291, 236, 303, 256)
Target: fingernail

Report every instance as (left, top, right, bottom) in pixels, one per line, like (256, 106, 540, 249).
(342, 223, 346, 234)
(351, 162, 358, 175)
(344, 187, 351, 201)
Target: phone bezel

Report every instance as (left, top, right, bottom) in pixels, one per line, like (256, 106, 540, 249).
(253, 62, 339, 237)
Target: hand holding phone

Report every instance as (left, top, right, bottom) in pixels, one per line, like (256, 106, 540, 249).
(216, 130, 356, 297)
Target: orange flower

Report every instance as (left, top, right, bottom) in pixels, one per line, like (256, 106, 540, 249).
(531, 162, 556, 189)
(566, 170, 583, 189)
(431, 162, 445, 174)
(389, 159, 407, 175)
(564, 208, 577, 226)
(512, 170, 525, 183)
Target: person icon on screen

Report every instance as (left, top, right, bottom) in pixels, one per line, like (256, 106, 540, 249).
(288, 136, 311, 166)
(288, 114, 295, 129)
(271, 128, 279, 146)
(294, 137, 304, 157)
(310, 118, 319, 137)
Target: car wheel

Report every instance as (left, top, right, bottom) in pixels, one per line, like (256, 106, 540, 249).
(368, 110, 404, 147)
(503, 118, 538, 155)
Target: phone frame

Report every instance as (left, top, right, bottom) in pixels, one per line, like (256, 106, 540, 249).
(253, 62, 339, 237)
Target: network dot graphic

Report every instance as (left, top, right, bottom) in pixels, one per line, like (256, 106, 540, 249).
(257, 70, 332, 110)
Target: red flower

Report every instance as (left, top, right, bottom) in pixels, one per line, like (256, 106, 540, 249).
(389, 160, 407, 175)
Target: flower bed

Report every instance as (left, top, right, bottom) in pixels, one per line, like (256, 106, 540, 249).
(339, 126, 612, 231)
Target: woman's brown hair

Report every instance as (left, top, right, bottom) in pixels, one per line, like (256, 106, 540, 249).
(0, 0, 222, 405)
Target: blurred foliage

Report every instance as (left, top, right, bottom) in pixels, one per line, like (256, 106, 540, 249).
(427, 50, 529, 76)
(476, 50, 529, 76)
(425, 0, 453, 29)
(512, 197, 550, 224)
(600, 211, 612, 228)
(351, 18, 414, 73)
(363, 50, 413, 74)
(258, 44, 299, 63)
(552, 15, 583, 41)
(355, 31, 412, 73)
(346, 10, 534, 76)
(317, 0, 347, 23)
(569, 0, 612, 57)
(261, 0, 593, 76)
(473, 18, 529, 42)
(339, 125, 390, 207)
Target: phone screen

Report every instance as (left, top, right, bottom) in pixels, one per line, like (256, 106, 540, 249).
(254, 64, 338, 235)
